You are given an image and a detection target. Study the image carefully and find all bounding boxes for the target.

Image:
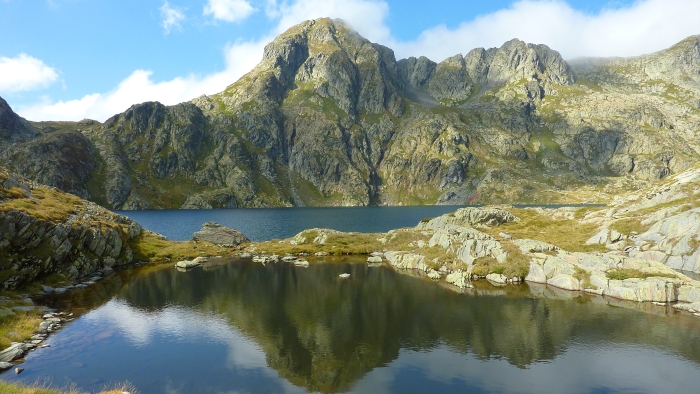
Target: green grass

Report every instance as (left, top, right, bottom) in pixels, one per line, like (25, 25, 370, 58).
(607, 268, 676, 280)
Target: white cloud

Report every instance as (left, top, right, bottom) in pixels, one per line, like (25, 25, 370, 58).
(18, 39, 264, 121)
(160, 1, 186, 34)
(389, 0, 700, 61)
(0, 53, 59, 93)
(16, 0, 700, 122)
(204, 0, 256, 23)
(273, 0, 390, 43)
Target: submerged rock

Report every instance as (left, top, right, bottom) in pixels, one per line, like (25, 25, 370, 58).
(339, 273, 351, 279)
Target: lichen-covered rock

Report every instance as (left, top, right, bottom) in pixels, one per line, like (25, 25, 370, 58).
(192, 222, 250, 245)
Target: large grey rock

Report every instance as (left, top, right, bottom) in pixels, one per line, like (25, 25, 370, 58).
(192, 222, 250, 245)
(0, 343, 25, 362)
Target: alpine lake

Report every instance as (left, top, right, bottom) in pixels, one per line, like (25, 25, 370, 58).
(3, 206, 700, 393)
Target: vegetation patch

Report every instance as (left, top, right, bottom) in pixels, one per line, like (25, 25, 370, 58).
(129, 232, 225, 262)
(609, 217, 649, 236)
(0, 310, 43, 350)
(0, 187, 82, 223)
(484, 208, 606, 253)
(606, 268, 676, 280)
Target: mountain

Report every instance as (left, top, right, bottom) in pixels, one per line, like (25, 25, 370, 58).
(1, 18, 699, 209)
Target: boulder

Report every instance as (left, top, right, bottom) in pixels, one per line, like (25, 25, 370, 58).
(367, 256, 383, 263)
(486, 273, 508, 284)
(175, 260, 200, 269)
(0, 343, 25, 362)
(427, 269, 442, 280)
(384, 251, 428, 271)
(446, 271, 471, 288)
(192, 222, 250, 245)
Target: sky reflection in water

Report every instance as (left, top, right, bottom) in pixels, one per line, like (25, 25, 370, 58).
(3, 261, 700, 393)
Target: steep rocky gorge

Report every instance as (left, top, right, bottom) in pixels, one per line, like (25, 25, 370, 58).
(1, 18, 699, 209)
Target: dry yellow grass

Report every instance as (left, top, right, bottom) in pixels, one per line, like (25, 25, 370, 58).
(0, 311, 43, 349)
(129, 231, 228, 262)
(0, 381, 137, 394)
(485, 208, 607, 253)
(0, 186, 82, 223)
(254, 232, 383, 256)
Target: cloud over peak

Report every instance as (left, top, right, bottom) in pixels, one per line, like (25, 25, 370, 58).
(0, 53, 59, 93)
(204, 0, 256, 23)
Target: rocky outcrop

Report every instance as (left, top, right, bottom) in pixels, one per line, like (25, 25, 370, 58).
(0, 168, 142, 289)
(0, 97, 38, 143)
(192, 222, 250, 245)
(1, 22, 699, 209)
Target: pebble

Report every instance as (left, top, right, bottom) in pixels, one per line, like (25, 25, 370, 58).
(14, 367, 24, 374)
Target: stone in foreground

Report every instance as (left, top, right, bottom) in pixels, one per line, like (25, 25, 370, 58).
(193, 222, 250, 246)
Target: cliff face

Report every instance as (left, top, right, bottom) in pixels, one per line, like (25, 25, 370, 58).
(1, 19, 699, 209)
(0, 168, 142, 289)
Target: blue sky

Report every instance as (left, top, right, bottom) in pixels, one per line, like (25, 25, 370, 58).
(0, 0, 698, 122)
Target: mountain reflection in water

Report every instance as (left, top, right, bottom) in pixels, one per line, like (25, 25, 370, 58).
(4, 258, 700, 393)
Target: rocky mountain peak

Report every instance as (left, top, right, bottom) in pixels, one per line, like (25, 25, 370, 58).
(0, 97, 39, 143)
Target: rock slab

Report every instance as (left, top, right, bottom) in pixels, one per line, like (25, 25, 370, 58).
(193, 222, 250, 246)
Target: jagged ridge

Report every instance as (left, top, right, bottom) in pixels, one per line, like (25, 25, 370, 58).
(0, 19, 699, 209)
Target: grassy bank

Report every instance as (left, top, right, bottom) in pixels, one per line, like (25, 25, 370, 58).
(0, 381, 136, 394)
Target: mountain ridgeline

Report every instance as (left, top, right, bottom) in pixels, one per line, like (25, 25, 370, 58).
(1, 18, 699, 209)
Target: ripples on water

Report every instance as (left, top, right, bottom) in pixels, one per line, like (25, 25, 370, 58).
(3, 259, 700, 393)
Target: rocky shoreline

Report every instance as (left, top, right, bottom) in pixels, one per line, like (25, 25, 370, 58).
(4, 165, 700, 379)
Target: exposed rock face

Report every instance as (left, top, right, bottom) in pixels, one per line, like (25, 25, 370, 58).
(1, 20, 699, 209)
(0, 98, 39, 143)
(0, 168, 142, 289)
(192, 222, 250, 245)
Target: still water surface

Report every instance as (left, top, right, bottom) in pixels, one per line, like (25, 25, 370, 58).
(3, 259, 700, 393)
(117, 206, 473, 241)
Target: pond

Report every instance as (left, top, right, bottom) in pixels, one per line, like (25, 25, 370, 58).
(3, 258, 700, 393)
